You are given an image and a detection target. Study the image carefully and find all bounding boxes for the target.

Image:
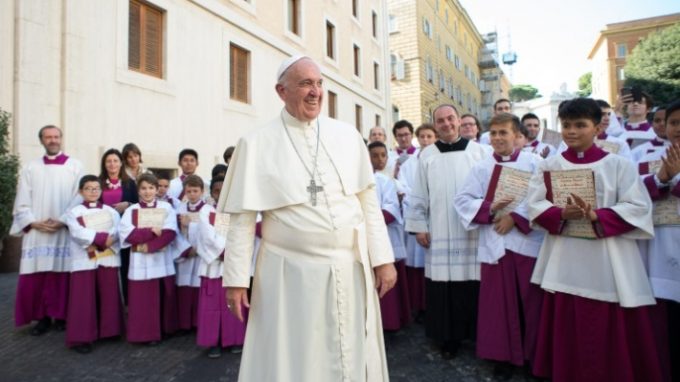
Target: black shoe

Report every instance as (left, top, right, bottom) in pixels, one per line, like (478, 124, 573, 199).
(30, 318, 51, 336)
(228, 345, 243, 354)
(493, 363, 514, 381)
(73, 344, 93, 354)
(207, 346, 222, 358)
(53, 319, 66, 331)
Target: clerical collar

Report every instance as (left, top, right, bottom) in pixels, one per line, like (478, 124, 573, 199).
(435, 137, 468, 153)
(82, 201, 103, 209)
(526, 140, 539, 148)
(281, 108, 317, 130)
(140, 200, 157, 208)
(396, 146, 417, 155)
(43, 152, 69, 165)
(597, 132, 608, 140)
(625, 121, 651, 131)
(187, 200, 205, 212)
(562, 144, 608, 164)
(493, 150, 519, 163)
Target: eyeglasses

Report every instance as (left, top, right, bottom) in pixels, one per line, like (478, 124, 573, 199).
(83, 187, 101, 192)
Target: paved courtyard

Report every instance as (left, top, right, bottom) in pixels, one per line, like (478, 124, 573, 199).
(0, 272, 532, 381)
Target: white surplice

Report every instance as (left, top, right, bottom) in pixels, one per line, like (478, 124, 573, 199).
(217, 109, 393, 382)
(638, 149, 680, 303)
(527, 152, 656, 307)
(396, 155, 426, 268)
(454, 151, 545, 263)
(11, 155, 84, 274)
(404, 140, 487, 281)
(374, 172, 407, 261)
(64, 204, 121, 272)
(558, 135, 633, 162)
(119, 201, 178, 280)
(174, 201, 206, 287)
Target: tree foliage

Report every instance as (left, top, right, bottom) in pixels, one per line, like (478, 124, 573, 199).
(625, 22, 680, 105)
(577, 72, 592, 97)
(509, 84, 540, 102)
(0, 109, 19, 242)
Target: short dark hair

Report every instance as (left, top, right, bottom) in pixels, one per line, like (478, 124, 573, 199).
(665, 100, 680, 124)
(490, 113, 521, 132)
(595, 99, 611, 109)
(210, 176, 225, 192)
(494, 98, 511, 110)
(415, 123, 437, 138)
(137, 173, 159, 188)
(38, 125, 61, 140)
(178, 149, 199, 162)
(223, 146, 235, 163)
(392, 120, 414, 137)
(521, 113, 540, 124)
(558, 98, 602, 126)
(517, 123, 530, 138)
(99, 148, 130, 185)
(155, 172, 171, 182)
(367, 141, 387, 151)
(211, 164, 228, 178)
(182, 174, 204, 190)
(79, 175, 101, 190)
(122, 143, 143, 164)
(432, 104, 460, 121)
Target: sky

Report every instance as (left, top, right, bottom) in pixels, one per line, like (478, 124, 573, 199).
(458, 0, 679, 96)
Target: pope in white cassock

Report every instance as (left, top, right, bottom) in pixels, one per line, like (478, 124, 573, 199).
(217, 56, 396, 382)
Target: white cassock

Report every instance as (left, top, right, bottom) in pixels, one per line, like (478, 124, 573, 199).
(11, 154, 84, 273)
(196, 205, 224, 279)
(168, 175, 211, 201)
(606, 111, 626, 137)
(385, 148, 419, 180)
(64, 204, 121, 272)
(454, 151, 545, 263)
(620, 120, 656, 149)
(119, 201, 178, 280)
(479, 131, 491, 145)
(527, 150, 655, 307)
(374, 172, 407, 261)
(404, 140, 487, 281)
(630, 137, 670, 163)
(523, 140, 556, 158)
(217, 109, 393, 382)
(638, 149, 680, 303)
(557, 134, 633, 162)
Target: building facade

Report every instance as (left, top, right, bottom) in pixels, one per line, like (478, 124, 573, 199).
(588, 13, 680, 105)
(478, 31, 511, 126)
(0, 0, 392, 176)
(387, 0, 483, 130)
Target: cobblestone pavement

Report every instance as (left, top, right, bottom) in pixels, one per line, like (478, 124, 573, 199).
(0, 272, 532, 382)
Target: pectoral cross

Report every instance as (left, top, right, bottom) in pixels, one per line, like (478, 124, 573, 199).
(307, 179, 324, 206)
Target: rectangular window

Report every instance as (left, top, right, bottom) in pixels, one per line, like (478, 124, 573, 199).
(230, 43, 250, 103)
(287, 0, 300, 35)
(355, 104, 363, 132)
(375, 114, 381, 127)
(617, 66, 625, 80)
(372, 11, 378, 38)
(423, 18, 432, 39)
(128, 0, 164, 78)
(454, 55, 460, 70)
(328, 91, 337, 119)
(373, 62, 380, 90)
(616, 43, 627, 58)
(352, 0, 359, 19)
(445, 46, 452, 61)
(326, 21, 335, 59)
(353, 44, 361, 77)
(388, 14, 397, 33)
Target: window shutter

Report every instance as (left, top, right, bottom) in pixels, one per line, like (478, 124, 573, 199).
(143, 6, 163, 76)
(128, 1, 141, 70)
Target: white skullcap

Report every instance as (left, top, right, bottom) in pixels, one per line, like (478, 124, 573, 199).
(276, 55, 310, 81)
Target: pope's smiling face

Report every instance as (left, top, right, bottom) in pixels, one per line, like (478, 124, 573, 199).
(276, 58, 324, 122)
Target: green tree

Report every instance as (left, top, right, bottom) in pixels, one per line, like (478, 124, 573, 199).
(0, 109, 19, 244)
(625, 22, 680, 105)
(509, 84, 540, 102)
(577, 72, 592, 97)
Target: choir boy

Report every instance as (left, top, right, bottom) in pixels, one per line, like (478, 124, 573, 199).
(526, 98, 666, 381)
(521, 113, 555, 159)
(638, 99, 680, 381)
(620, 91, 656, 148)
(454, 114, 544, 379)
(196, 176, 246, 358)
(119, 174, 179, 344)
(369, 142, 411, 331)
(631, 105, 670, 162)
(175, 175, 208, 332)
(157, 173, 179, 209)
(397, 124, 437, 317)
(64, 175, 124, 354)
